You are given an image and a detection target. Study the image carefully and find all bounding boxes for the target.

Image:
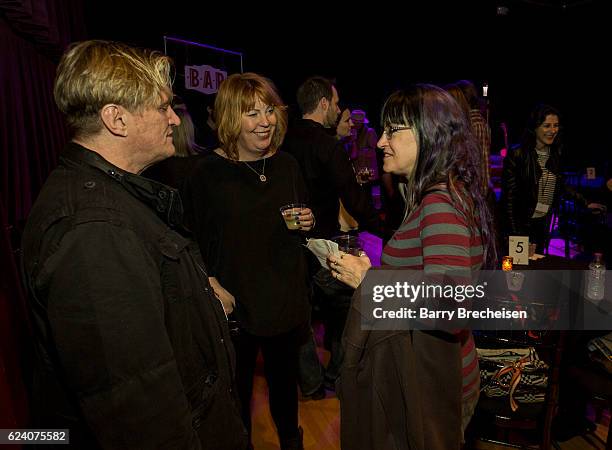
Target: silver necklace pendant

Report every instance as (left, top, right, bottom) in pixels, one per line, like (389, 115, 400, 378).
(243, 158, 267, 182)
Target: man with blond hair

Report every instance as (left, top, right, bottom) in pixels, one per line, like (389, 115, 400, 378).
(21, 40, 247, 449)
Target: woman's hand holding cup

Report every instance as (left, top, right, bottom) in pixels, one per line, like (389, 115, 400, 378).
(280, 203, 314, 231)
(296, 207, 315, 231)
(327, 251, 371, 289)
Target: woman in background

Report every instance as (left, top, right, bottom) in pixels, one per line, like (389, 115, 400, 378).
(142, 100, 206, 189)
(501, 103, 602, 252)
(336, 107, 353, 142)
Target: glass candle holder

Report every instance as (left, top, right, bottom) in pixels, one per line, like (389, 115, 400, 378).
(502, 256, 513, 272)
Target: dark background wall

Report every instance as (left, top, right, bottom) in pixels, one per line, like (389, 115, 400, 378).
(85, 0, 608, 170)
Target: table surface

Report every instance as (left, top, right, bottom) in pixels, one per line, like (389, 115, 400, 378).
(514, 254, 590, 271)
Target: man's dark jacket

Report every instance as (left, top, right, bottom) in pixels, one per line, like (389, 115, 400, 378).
(282, 119, 380, 239)
(21, 143, 247, 449)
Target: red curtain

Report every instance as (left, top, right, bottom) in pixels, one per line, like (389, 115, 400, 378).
(0, 198, 29, 441)
(0, 0, 86, 436)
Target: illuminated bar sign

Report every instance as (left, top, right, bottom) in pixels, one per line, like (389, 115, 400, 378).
(185, 65, 227, 94)
(163, 36, 243, 146)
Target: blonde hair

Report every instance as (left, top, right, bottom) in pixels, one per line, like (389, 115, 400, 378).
(54, 40, 174, 137)
(214, 72, 287, 161)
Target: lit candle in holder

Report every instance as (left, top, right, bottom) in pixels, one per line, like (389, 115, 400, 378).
(502, 256, 513, 272)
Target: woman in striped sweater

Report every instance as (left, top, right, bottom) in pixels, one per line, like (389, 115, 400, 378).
(329, 84, 496, 449)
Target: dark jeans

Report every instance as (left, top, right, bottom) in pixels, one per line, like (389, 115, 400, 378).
(528, 215, 550, 253)
(232, 322, 309, 444)
(298, 268, 354, 394)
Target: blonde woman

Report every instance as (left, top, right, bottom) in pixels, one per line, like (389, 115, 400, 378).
(186, 73, 313, 450)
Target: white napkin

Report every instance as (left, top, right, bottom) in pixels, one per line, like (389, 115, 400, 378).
(529, 253, 546, 261)
(306, 238, 341, 267)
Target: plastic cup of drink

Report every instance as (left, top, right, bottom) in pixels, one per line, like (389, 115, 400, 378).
(333, 234, 364, 256)
(280, 203, 306, 230)
(356, 168, 366, 185)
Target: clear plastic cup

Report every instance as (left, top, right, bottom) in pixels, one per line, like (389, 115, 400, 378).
(356, 167, 372, 185)
(280, 203, 306, 230)
(332, 234, 364, 256)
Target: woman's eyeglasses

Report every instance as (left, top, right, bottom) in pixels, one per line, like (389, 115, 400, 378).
(383, 126, 411, 140)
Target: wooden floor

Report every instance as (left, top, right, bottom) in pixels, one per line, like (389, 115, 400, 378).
(251, 339, 340, 450)
(249, 341, 610, 450)
(251, 376, 340, 449)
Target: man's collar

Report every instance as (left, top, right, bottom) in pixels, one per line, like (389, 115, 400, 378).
(62, 143, 184, 228)
(298, 118, 325, 129)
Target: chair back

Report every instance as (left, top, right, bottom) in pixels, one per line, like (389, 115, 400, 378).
(468, 330, 566, 450)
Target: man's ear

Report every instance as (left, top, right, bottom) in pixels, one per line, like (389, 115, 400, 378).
(320, 97, 329, 112)
(100, 104, 128, 137)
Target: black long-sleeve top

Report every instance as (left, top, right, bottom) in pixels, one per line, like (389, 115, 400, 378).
(184, 151, 311, 336)
(141, 154, 206, 191)
(282, 119, 381, 239)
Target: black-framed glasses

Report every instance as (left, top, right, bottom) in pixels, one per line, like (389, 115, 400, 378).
(383, 126, 411, 140)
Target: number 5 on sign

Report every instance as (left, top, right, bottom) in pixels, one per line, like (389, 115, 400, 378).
(586, 167, 596, 180)
(509, 236, 529, 265)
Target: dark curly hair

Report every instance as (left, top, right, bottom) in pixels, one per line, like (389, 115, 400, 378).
(520, 103, 563, 172)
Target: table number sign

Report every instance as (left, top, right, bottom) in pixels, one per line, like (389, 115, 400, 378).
(509, 236, 529, 265)
(586, 167, 596, 179)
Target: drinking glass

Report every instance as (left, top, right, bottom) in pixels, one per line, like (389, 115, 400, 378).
(280, 203, 306, 230)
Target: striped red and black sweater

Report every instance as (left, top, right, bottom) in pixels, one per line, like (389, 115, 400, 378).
(381, 187, 482, 403)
